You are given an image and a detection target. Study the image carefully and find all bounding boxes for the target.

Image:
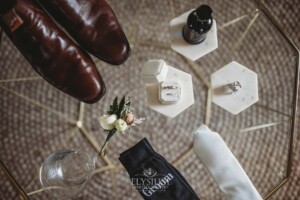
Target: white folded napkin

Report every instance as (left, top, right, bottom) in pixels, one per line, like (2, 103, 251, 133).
(193, 125, 262, 200)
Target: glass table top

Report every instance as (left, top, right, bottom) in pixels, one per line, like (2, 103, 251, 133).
(0, 0, 299, 199)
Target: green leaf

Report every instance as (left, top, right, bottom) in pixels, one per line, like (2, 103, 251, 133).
(117, 95, 126, 118)
(113, 97, 118, 106)
(107, 97, 119, 115)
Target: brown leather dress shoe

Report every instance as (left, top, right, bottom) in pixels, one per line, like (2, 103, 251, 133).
(0, 0, 106, 103)
(39, 0, 131, 65)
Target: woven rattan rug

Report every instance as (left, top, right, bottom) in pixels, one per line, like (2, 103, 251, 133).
(0, 0, 299, 199)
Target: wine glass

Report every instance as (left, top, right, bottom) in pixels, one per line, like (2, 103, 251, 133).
(39, 149, 96, 199)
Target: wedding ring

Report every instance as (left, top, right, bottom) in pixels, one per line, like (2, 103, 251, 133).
(163, 86, 178, 90)
(166, 93, 175, 96)
(228, 81, 242, 94)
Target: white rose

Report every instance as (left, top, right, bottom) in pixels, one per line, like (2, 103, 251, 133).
(99, 114, 117, 130)
(115, 119, 128, 133)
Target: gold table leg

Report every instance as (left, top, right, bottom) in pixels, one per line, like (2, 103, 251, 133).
(0, 160, 30, 200)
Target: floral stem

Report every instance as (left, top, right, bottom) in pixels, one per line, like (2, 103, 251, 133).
(99, 131, 115, 157)
(100, 141, 109, 157)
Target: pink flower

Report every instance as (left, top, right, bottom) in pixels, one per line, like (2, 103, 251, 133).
(125, 113, 135, 125)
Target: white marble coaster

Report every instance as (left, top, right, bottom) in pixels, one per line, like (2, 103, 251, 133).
(146, 66, 194, 118)
(170, 9, 218, 61)
(211, 61, 259, 115)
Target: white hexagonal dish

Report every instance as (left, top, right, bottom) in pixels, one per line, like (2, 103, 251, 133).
(145, 64, 195, 118)
(211, 61, 259, 115)
(170, 9, 218, 61)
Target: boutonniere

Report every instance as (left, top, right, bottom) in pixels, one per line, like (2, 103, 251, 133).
(99, 95, 145, 157)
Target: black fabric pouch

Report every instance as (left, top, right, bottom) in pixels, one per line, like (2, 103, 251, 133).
(119, 138, 200, 200)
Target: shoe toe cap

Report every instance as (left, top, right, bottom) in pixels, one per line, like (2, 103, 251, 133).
(63, 67, 106, 104)
(100, 30, 131, 65)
